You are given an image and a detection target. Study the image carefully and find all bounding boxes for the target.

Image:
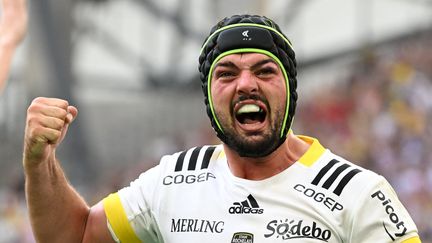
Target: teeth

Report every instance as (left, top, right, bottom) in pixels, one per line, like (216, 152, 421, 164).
(237, 104, 261, 114)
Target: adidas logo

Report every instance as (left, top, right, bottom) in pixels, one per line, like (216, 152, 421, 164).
(229, 194, 264, 214)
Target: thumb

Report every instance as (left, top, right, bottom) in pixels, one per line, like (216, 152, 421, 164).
(65, 105, 78, 124)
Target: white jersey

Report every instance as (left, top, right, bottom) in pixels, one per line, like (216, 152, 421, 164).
(103, 136, 421, 243)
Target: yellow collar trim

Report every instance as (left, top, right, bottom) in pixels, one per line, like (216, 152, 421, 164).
(297, 135, 326, 167)
(217, 136, 325, 167)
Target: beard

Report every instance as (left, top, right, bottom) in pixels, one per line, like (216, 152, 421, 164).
(216, 95, 286, 158)
(223, 124, 282, 157)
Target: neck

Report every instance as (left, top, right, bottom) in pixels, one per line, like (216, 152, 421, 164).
(223, 133, 310, 180)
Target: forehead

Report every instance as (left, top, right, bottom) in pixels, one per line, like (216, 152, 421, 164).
(215, 53, 277, 67)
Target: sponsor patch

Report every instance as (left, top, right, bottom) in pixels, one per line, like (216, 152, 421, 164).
(264, 219, 332, 241)
(293, 184, 343, 212)
(231, 232, 254, 243)
(163, 172, 216, 185)
(171, 218, 224, 233)
(229, 194, 264, 214)
(371, 190, 407, 240)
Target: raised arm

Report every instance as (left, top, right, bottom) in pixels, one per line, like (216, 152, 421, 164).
(0, 0, 28, 92)
(23, 97, 115, 243)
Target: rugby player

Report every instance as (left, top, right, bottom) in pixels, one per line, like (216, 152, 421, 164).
(23, 14, 421, 242)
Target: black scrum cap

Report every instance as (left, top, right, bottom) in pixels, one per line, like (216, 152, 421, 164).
(198, 14, 298, 147)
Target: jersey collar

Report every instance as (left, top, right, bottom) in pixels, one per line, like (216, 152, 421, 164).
(217, 135, 326, 167)
(297, 135, 326, 167)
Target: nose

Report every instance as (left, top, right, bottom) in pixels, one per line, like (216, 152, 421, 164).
(236, 71, 258, 95)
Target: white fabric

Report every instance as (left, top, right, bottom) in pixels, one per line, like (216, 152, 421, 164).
(112, 142, 419, 243)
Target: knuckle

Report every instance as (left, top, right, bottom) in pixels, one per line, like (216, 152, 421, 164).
(27, 103, 36, 114)
(54, 118, 65, 129)
(32, 96, 46, 104)
(26, 114, 42, 127)
(54, 98, 69, 108)
(27, 101, 43, 114)
(57, 108, 68, 117)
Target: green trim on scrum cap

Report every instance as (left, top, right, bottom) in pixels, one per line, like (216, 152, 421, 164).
(207, 48, 290, 138)
(200, 23, 293, 55)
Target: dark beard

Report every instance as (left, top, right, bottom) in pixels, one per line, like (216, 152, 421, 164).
(222, 126, 283, 157)
(216, 94, 285, 158)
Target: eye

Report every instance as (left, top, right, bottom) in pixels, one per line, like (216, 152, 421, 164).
(220, 71, 234, 77)
(215, 70, 236, 79)
(256, 67, 276, 77)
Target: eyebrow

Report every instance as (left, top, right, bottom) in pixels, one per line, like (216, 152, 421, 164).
(250, 58, 277, 70)
(214, 61, 237, 70)
(214, 58, 277, 70)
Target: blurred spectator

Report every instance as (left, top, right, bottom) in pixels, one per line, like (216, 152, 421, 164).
(0, 0, 28, 93)
(0, 174, 34, 243)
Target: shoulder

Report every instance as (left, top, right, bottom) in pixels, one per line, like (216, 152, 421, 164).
(294, 135, 382, 201)
(306, 150, 381, 198)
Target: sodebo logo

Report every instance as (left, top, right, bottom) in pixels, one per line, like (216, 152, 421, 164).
(264, 219, 332, 241)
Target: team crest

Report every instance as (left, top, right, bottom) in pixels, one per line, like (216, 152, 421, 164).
(231, 232, 254, 243)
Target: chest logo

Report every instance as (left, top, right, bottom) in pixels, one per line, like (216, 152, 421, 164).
(264, 219, 332, 241)
(171, 218, 224, 233)
(229, 194, 264, 214)
(231, 232, 254, 243)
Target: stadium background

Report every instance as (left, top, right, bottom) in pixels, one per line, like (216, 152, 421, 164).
(0, 0, 431, 241)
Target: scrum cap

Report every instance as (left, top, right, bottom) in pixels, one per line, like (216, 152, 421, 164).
(198, 14, 298, 146)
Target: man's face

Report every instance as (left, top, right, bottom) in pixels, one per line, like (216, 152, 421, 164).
(210, 53, 287, 157)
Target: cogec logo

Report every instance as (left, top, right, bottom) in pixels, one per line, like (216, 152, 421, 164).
(264, 219, 332, 241)
(294, 184, 343, 212)
(163, 172, 216, 185)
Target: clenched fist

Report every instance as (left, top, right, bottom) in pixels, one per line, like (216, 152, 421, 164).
(23, 97, 78, 167)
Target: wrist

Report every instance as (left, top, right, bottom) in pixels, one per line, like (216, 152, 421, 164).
(23, 150, 57, 175)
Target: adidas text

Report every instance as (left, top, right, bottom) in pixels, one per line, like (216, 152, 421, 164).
(229, 205, 264, 214)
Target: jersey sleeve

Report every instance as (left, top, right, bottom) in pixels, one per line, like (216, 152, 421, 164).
(103, 164, 164, 243)
(349, 175, 421, 243)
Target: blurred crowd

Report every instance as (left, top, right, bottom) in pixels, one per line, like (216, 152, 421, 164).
(1, 33, 432, 242)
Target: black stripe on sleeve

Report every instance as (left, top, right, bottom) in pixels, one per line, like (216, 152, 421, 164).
(188, 147, 202, 171)
(174, 150, 187, 172)
(201, 146, 216, 169)
(322, 163, 351, 189)
(333, 168, 362, 196)
(311, 159, 340, 185)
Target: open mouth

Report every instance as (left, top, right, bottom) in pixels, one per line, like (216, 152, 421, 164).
(235, 104, 267, 124)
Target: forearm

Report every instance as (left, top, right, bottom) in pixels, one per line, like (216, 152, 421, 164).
(24, 155, 90, 243)
(0, 42, 15, 92)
